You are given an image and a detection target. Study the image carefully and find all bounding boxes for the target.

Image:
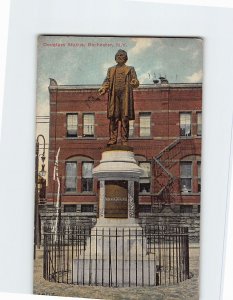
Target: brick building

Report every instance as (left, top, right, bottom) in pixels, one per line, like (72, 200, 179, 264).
(46, 78, 202, 225)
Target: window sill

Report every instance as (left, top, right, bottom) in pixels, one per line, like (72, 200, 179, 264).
(179, 136, 193, 139)
(81, 191, 96, 195)
(180, 135, 202, 138)
(128, 137, 153, 140)
(139, 192, 151, 196)
(66, 137, 97, 140)
(66, 136, 78, 140)
(180, 192, 201, 196)
(81, 136, 96, 140)
(64, 192, 96, 196)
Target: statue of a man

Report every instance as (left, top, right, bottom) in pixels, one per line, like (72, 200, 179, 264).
(98, 49, 139, 146)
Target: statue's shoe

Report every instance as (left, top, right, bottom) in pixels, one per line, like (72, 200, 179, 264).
(107, 140, 117, 146)
(121, 141, 128, 146)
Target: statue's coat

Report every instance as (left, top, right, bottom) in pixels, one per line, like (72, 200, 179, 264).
(101, 65, 139, 120)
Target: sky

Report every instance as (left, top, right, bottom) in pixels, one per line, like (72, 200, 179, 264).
(36, 35, 202, 115)
(36, 35, 203, 152)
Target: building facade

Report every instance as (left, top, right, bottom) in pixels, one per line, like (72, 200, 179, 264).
(46, 79, 202, 228)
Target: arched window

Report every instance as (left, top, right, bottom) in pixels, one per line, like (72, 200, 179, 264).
(82, 162, 94, 192)
(65, 155, 94, 193)
(180, 155, 201, 194)
(65, 162, 77, 192)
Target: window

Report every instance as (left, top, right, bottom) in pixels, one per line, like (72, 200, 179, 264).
(83, 113, 94, 137)
(197, 161, 201, 192)
(139, 205, 151, 213)
(129, 120, 134, 137)
(81, 204, 94, 213)
(197, 112, 202, 136)
(180, 205, 193, 213)
(139, 162, 151, 193)
(65, 162, 77, 192)
(180, 162, 192, 193)
(180, 113, 191, 136)
(82, 162, 93, 192)
(139, 113, 151, 137)
(66, 114, 78, 137)
(64, 205, 76, 213)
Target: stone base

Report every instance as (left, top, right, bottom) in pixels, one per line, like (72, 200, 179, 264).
(96, 218, 140, 228)
(72, 222, 160, 287)
(73, 257, 160, 286)
(76, 146, 156, 286)
(79, 221, 146, 257)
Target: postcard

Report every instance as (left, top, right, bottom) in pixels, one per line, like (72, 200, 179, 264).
(34, 35, 202, 299)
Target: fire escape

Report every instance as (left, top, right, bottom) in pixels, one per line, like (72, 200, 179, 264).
(151, 138, 197, 211)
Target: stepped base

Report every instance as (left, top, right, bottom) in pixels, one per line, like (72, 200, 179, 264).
(73, 258, 160, 286)
(96, 218, 140, 227)
(72, 220, 159, 286)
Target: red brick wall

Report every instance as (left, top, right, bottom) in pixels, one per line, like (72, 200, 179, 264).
(47, 84, 202, 208)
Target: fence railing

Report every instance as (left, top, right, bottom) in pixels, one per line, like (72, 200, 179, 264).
(43, 225, 189, 287)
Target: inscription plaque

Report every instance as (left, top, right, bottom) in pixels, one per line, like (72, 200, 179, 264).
(105, 180, 128, 218)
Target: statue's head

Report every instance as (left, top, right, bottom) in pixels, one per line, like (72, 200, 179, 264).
(115, 49, 128, 64)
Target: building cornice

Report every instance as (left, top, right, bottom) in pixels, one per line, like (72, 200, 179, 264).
(49, 83, 202, 91)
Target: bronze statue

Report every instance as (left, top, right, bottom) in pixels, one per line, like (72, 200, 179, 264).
(98, 50, 139, 146)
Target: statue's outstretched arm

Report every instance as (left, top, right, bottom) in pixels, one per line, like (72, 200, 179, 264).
(130, 67, 139, 88)
(98, 68, 110, 95)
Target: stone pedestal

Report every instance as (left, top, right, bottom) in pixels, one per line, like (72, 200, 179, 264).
(72, 225, 158, 286)
(72, 146, 155, 286)
(93, 145, 143, 222)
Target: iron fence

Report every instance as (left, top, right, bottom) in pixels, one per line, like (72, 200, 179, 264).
(43, 225, 189, 287)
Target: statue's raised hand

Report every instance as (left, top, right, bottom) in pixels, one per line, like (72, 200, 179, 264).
(130, 78, 138, 87)
(98, 87, 106, 96)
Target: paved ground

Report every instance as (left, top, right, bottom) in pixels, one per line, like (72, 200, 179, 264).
(33, 246, 199, 299)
